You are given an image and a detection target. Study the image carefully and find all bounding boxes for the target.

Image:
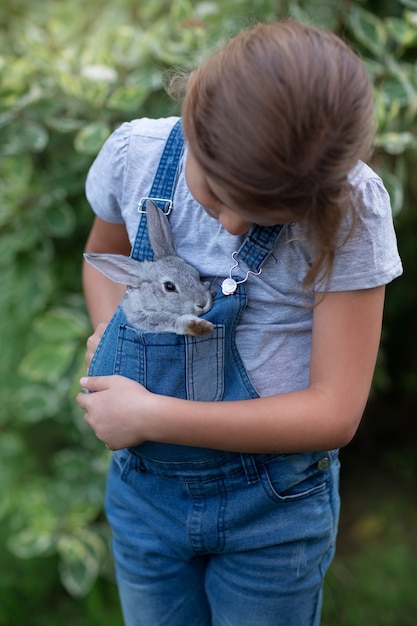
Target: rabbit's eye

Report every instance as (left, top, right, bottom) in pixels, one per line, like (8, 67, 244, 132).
(164, 281, 177, 292)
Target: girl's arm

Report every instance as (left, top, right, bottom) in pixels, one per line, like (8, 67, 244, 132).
(83, 216, 131, 328)
(77, 285, 385, 453)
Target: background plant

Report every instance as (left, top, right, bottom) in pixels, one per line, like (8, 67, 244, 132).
(0, 0, 416, 621)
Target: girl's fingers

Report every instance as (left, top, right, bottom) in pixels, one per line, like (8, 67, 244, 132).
(79, 375, 109, 392)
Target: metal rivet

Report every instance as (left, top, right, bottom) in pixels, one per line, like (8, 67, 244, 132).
(317, 457, 330, 471)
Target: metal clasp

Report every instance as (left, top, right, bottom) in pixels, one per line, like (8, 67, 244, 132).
(221, 252, 262, 296)
(138, 197, 173, 215)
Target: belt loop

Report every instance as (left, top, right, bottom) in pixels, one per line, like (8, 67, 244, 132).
(240, 453, 260, 485)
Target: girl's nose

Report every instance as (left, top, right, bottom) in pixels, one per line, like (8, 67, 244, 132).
(220, 214, 251, 236)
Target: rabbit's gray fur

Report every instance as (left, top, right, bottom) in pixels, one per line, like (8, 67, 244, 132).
(84, 200, 213, 336)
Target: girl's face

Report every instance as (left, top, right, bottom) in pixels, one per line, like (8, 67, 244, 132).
(185, 150, 298, 235)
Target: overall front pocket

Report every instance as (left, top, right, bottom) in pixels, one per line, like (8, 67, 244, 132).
(114, 323, 225, 401)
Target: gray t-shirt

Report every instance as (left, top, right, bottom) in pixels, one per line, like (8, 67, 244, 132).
(86, 116, 403, 397)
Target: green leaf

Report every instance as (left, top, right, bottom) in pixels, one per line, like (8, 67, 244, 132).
(74, 122, 111, 155)
(34, 308, 87, 342)
(45, 116, 84, 133)
(0, 434, 26, 518)
(380, 76, 408, 106)
(386, 16, 417, 48)
(21, 121, 49, 151)
(373, 89, 401, 129)
(0, 154, 33, 191)
(107, 84, 149, 112)
(57, 71, 85, 99)
(8, 529, 56, 559)
(81, 64, 118, 83)
(4, 121, 49, 155)
(0, 234, 20, 264)
(348, 6, 387, 56)
(375, 131, 415, 155)
(287, 4, 312, 24)
(19, 343, 76, 384)
(58, 530, 107, 597)
(170, 0, 194, 23)
(44, 201, 76, 237)
(53, 449, 107, 504)
(405, 9, 417, 28)
(12, 383, 62, 423)
(0, 432, 25, 458)
(399, 0, 417, 10)
(19, 221, 41, 253)
(382, 60, 417, 111)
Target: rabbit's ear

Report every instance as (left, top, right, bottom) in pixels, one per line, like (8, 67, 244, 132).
(84, 253, 144, 286)
(146, 199, 176, 259)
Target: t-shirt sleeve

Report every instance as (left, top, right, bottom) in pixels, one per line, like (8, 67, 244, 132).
(315, 173, 403, 292)
(85, 122, 133, 224)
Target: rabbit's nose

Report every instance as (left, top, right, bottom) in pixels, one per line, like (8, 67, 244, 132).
(195, 295, 211, 314)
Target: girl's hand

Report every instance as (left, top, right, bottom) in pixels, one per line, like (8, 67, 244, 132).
(76, 375, 151, 450)
(85, 322, 107, 370)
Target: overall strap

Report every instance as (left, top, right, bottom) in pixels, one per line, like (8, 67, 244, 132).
(131, 119, 184, 261)
(236, 223, 287, 273)
(221, 223, 287, 296)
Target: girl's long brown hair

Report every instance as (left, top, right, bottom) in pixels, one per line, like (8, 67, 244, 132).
(180, 21, 375, 288)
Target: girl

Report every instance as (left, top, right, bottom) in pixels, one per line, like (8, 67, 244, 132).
(77, 21, 402, 626)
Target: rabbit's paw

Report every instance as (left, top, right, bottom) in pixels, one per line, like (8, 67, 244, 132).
(185, 318, 214, 336)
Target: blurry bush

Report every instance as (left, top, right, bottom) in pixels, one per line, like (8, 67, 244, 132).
(0, 0, 415, 597)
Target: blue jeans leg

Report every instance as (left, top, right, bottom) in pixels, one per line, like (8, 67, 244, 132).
(117, 557, 211, 626)
(105, 449, 340, 626)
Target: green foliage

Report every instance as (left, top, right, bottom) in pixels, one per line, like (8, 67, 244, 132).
(322, 483, 417, 625)
(323, 539, 417, 625)
(346, 3, 417, 213)
(0, 0, 296, 601)
(343, 1, 417, 395)
(0, 532, 122, 625)
(0, 0, 415, 620)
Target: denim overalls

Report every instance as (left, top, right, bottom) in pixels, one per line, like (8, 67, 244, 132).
(89, 121, 340, 626)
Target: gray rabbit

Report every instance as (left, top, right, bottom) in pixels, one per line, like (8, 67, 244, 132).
(84, 200, 214, 336)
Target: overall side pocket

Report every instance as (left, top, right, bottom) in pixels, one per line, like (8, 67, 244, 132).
(260, 453, 332, 503)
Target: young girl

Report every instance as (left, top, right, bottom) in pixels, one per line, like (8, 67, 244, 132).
(77, 21, 402, 626)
